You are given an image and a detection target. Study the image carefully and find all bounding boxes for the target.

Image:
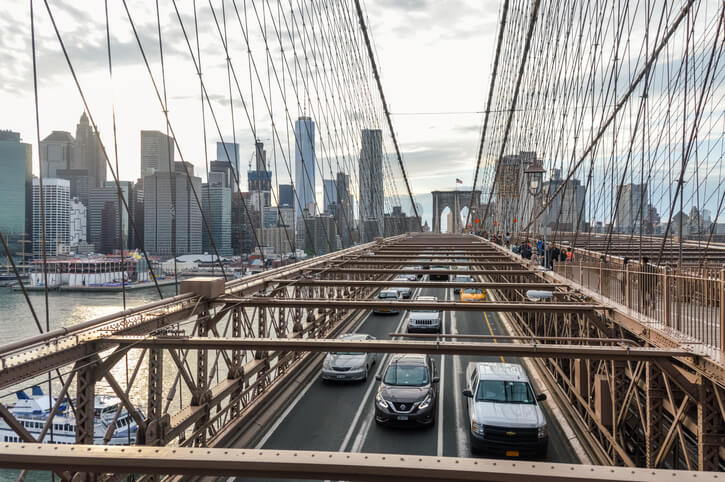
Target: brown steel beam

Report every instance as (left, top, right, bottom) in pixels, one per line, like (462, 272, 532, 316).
(391, 333, 639, 345)
(218, 298, 601, 312)
(101, 337, 688, 360)
(339, 260, 523, 266)
(0, 444, 715, 481)
(307, 268, 535, 275)
(269, 279, 568, 289)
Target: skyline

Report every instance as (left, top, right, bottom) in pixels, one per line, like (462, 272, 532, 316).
(0, 0, 494, 200)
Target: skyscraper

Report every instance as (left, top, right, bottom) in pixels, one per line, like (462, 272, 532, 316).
(335, 172, 353, 248)
(217, 141, 240, 191)
(73, 112, 105, 189)
(323, 179, 338, 214)
(140, 130, 175, 177)
(294, 117, 316, 221)
(144, 162, 202, 256)
(615, 183, 648, 233)
(88, 182, 133, 254)
(359, 129, 383, 242)
(278, 184, 294, 208)
(202, 182, 232, 256)
(39, 131, 74, 179)
(32, 178, 70, 258)
(0, 131, 32, 261)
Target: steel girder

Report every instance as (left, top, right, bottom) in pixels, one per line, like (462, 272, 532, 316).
(480, 238, 725, 471)
(0, 444, 718, 481)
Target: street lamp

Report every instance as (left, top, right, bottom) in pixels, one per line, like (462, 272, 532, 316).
(524, 159, 547, 268)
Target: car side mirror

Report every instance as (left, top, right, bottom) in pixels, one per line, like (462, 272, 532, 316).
(375, 375, 382, 382)
(536, 393, 547, 402)
(462, 389, 473, 398)
(432, 376, 440, 383)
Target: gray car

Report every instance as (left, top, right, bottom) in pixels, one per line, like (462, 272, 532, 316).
(321, 333, 377, 382)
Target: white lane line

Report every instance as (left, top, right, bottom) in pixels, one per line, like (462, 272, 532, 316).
(254, 371, 318, 449)
(450, 308, 468, 457)
(436, 287, 449, 456)
(338, 287, 419, 453)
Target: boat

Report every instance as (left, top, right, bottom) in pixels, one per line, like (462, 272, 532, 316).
(0, 386, 141, 445)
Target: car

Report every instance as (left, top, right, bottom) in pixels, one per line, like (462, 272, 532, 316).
(453, 274, 475, 294)
(429, 265, 449, 281)
(463, 362, 548, 457)
(375, 354, 438, 426)
(392, 276, 413, 299)
(404, 266, 423, 280)
(321, 333, 377, 382)
(374, 289, 401, 315)
(407, 296, 442, 333)
(460, 287, 486, 302)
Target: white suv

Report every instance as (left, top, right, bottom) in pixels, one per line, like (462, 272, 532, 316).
(407, 295, 441, 333)
(463, 362, 548, 457)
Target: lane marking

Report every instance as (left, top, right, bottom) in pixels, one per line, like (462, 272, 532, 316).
(349, 284, 433, 454)
(450, 307, 467, 457)
(484, 310, 506, 363)
(338, 286, 420, 453)
(254, 372, 317, 449)
(436, 287, 449, 456)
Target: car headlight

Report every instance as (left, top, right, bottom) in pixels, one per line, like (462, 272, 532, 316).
(418, 394, 432, 410)
(375, 392, 388, 409)
(323, 358, 331, 369)
(471, 420, 485, 435)
(538, 424, 547, 439)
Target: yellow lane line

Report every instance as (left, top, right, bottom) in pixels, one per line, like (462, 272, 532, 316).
(483, 311, 506, 363)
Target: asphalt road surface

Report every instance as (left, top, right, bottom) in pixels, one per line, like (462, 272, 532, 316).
(233, 282, 579, 482)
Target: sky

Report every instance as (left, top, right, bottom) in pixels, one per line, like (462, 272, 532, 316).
(0, 0, 501, 226)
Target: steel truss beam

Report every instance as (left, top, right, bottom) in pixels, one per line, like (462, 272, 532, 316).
(0, 444, 716, 481)
(304, 268, 534, 275)
(270, 279, 569, 289)
(101, 337, 688, 360)
(217, 298, 602, 312)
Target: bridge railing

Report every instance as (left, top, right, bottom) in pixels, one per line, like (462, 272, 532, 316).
(553, 256, 724, 351)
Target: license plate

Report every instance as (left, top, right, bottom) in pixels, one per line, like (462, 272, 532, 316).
(336, 375, 345, 379)
(505, 450, 519, 457)
(396, 415, 408, 421)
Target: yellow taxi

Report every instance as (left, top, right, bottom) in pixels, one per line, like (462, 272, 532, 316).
(460, 287, 486, 302)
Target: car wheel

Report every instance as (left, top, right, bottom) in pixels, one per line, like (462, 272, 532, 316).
(363, 365, 369, 382)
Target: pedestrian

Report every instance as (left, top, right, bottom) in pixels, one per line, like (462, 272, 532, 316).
(505, 232, 511, 249)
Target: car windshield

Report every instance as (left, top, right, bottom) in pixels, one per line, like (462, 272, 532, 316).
(455, 276, 472, 282)
(379, 292, 397, 299)
(331, 352, 364, 356)
(476, 380, 535, 404)
(383, 364, 429, 386)
(463, 288, 482, 294)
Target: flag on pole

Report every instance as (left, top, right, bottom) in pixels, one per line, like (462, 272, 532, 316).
(455, 178, 463, 184)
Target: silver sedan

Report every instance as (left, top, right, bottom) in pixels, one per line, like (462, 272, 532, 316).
(321, 333, 378, 382)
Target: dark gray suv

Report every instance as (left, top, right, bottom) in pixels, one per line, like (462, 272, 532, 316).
(374, 354, 438, 426)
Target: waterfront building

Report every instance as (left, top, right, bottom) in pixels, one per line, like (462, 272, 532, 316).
(140, 130, 174, 177)
(0, 131, 32, 262)
(88, 182, 133, 254)
(202, 182, 232, 256)
(359, 129, 383, 243)
(256, 227, 295, 254)
(69, 197, 87, 246)
(32, 178, 70, 258)
(144, 162, 202, 256)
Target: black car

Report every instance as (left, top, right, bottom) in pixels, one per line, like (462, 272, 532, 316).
(374, 354, 438, 426)
(429, 265, 449, 281)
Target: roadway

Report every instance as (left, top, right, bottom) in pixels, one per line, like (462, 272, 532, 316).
(234, 282, 579, 482)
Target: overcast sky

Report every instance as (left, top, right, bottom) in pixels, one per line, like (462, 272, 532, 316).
(0, 0, 500, 225)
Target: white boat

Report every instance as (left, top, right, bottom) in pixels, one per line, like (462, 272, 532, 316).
(0, 386, 140, 445)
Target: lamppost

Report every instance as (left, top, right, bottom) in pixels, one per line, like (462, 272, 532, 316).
(524, 159, 546, 268)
